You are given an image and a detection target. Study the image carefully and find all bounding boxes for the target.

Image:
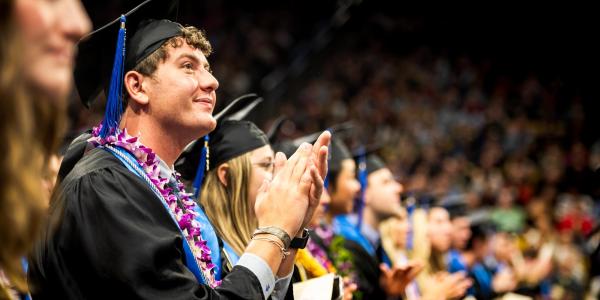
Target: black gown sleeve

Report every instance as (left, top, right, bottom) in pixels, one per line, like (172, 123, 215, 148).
(29, 150, 264, 300)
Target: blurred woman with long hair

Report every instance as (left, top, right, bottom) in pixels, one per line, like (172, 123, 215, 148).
(0, 0, 89, 297)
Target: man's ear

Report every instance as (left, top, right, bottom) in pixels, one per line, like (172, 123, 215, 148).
(124, 70, 149, 105)
(217, 163, 229, 187)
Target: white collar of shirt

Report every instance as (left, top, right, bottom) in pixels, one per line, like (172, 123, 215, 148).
(156, 155, 176, 182)
(360, 221, 381, 249)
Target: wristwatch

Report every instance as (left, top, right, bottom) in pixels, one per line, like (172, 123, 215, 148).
(290, 228, 310, 249)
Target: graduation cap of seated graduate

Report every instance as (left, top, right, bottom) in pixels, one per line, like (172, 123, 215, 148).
(268, 121, 354, 174)
(74, 0, 182, 137)
(175, 94, 268, 197)
(353, 145, 387, 178)
(438, 194, 469, 220)
(265, 116, 297, 158)
(269, 121, 354, 191)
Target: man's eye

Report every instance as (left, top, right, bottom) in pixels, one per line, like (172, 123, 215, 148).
(183, 63, 194, 70)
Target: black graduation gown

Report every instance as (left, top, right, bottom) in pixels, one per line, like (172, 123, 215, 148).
(28, 146, 264, 299)
(309, 230, 387, 299)
(342, 239, 386, 300)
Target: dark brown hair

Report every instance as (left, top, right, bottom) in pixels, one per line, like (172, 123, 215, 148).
(132, 25, 212, 77)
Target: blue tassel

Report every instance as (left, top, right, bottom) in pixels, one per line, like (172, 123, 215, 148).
(356, 146, 368, 229)
(406, 200, 415, 251)
(100, 15, 127, 138)
(193, 135, 210, 198)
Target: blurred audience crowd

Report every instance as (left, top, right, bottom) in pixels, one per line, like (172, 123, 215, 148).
(62, 2, 599, 299)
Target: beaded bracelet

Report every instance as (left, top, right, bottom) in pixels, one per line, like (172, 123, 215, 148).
(252, 234, 291, 260)
(253, 226, 291, 249)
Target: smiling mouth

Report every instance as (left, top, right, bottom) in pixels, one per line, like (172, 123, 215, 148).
(193, 98, 214, 108)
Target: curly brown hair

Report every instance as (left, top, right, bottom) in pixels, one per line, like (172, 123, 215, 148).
(132, 25, 212, 77)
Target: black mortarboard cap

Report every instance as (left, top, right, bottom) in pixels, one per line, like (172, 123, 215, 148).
(175, 94, 267, 196)
(353, 145, 387, 176)
(328, 137, 353, 173)
(269, 122, 353, 172)
(74, 0, 181, 137)
(208, 121, 268, 170)
(439, 194, 468, 219)
(266, 116, 292, 151)
(267, 122, 351, 191)
(365, 155, 386, 175)
(267, 117, 315, 158)
(207, 93, 268, 170)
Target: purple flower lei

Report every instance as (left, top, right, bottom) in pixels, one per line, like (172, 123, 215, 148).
(89, 125, 221, 288)
(306, 238, 335, 272)
(315, 222, 334, 246)
(314, 223, 359, 285)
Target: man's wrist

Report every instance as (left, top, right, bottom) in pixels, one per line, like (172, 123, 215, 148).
(253, 226, 292, 249)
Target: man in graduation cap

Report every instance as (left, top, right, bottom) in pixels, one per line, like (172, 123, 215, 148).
(445, 196, 472, 275)
(333, 150, 423, 299)
(28, 0, 330, 299)
(275, 127, 421, 299)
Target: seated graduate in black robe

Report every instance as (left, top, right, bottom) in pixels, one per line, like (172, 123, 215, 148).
(277, 132, 374, 299)
(269, 123, 353, 300)
(332, 149, 423, 299)
(28, 0, 330, 299)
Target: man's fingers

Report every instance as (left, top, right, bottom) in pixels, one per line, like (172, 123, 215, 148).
(460, 278, 473, 289)
(298, 169, 313, 198)
(407, 266, 422, 281)
(254, 179, 270, 215)
(313, 131, 331, 156)
(310, 131, 330, 178)
(379, 263, 392, 276)
(450, 272, 466, 281)
(316, 145, 328, 178)
(279, 143, 305, 180)
(258, 179, 270, 193)
(309, 166, 324, 204)
(406, 260, 424, 277)
(410, 263, 424, 278)
(391, 266, 411, 280)
(291, 143, 311, 182)
(273, 152, 287, 177)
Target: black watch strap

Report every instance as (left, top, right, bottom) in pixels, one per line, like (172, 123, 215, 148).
(290, 228, 310, 249)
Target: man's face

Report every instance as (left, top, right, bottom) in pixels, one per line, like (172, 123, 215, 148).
(145, 41, 219, 138)
(427, 207, 452, 253)
(473, 237, 489, 260)
(329, 159, 361, 216)
(492, 232, 515, 262)
(365, 168, 403, 218)
(451, 216, 471, 250)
